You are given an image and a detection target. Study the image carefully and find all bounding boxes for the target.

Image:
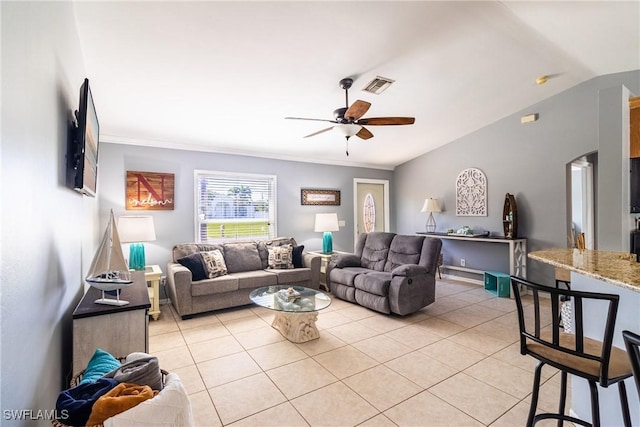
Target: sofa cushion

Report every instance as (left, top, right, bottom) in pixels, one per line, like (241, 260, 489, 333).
(176, 253, 208, 281)
(234, 270, 278, 289)
(384, 235, 424, 272)
(267, 267, 311, 285)
(360, 232, 396, 271)
(268, 245, 294, 269)
(292, 245, 305, 268)
(201, 249, 228, 278)
(192, 275, 239, 296)
(223, 242, 263, 273)
(257, 237, 297, 267)
(354, 271, 392, 296)
(172, 243, 223, 262)
(329, 267, 371, 287)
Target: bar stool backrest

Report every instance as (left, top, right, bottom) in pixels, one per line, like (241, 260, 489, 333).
(622, 330, 640, 399)
(510, 276, 626, 386)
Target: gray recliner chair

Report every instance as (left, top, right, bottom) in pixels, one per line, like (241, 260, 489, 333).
(326, 232, 442, 315)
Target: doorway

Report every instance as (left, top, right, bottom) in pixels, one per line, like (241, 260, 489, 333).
(353, 179, 389, 244)
(568, 155, 596, 249)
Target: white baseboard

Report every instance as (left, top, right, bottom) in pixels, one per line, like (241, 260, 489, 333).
(440, 273, 483, 285)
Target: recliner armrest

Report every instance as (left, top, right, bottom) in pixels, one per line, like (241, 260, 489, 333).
(391, 264, 429, 277)
(331, 253, 361, 268)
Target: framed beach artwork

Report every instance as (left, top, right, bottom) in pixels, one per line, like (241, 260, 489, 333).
(301, 189, 341, 206)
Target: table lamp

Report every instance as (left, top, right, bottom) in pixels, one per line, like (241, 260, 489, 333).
(117, 215, 156, 270)
(314, 213, 339, 254)
(421, 198, 441, 233)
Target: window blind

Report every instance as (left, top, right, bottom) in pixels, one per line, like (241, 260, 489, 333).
(194, 170, 277, 243)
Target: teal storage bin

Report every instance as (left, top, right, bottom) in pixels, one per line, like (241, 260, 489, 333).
(484, 271, 510, 297)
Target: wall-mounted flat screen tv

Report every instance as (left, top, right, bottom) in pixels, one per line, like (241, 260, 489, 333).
(73, 78, 99, 197)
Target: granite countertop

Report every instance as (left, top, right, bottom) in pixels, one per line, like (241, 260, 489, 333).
(529, 248, 640, 293)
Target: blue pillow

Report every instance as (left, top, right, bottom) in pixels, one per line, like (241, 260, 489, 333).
(177, 253, 208, 281)
(79, 348, 121, 384)
(292, 245, 305, 268)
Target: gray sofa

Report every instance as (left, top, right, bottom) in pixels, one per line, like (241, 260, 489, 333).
(167, 237, 320, 319)
(326, 232, 442, 316)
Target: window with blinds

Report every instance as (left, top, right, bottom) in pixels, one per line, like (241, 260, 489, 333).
(194, 170, 277, 243)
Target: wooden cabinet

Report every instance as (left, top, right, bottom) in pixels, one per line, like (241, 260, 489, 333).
(630, 96, 640, 158)
(72, 271, 150, 374)
(502, 193, 518, 238)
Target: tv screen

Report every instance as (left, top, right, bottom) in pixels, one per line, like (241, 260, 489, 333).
(74, 78, 99, 197)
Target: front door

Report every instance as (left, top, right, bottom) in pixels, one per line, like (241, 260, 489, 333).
(353, 179, 389, 244)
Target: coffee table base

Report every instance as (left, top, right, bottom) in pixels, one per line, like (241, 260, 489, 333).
(271, 311, 320, 343)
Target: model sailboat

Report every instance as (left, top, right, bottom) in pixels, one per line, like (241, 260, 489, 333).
(86, 210, 133, 306)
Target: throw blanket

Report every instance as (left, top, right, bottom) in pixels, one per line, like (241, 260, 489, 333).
(86, 383, 155, 426)
(104, 373, 194, 427)
(56, 378, 118, 426)
(103, 355, 163, 391)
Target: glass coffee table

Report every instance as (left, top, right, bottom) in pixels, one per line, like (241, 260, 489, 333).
(249, 285, 331, 343)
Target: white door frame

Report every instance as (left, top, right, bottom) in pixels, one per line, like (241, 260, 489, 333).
(571, 159, 595, 249)
(353, 178, 390, 244)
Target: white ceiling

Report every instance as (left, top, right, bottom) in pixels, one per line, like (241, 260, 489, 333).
(73, 1, 640, 170)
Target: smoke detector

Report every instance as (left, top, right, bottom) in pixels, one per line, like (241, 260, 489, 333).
(362, 76, 395, 95)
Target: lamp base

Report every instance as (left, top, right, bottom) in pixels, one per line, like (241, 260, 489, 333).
(425, 213, 437, 233)
(322, 232, 333, 254)
(129, 243, 146, 271)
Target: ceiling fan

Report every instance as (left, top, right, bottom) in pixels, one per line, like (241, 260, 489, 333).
(285, 77, 415, 155)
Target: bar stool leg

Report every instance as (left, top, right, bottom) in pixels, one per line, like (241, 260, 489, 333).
(527, 361, 544, 427)
(618, 381, 631, 427)
(557, 371, 568, 427)
(588, 381, 600, 427)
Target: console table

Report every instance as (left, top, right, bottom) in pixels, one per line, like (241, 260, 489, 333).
(417, 232, 527, 278)
(72, 271, 150, 374)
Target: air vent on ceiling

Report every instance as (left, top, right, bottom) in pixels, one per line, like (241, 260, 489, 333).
(362, 76, 395, 95)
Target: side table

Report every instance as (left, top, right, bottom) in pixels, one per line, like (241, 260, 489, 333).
(308, 251, 348, 292)
(144, 265, 162, 320)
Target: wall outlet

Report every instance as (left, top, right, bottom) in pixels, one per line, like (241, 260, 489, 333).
(460, 259, 466, 267)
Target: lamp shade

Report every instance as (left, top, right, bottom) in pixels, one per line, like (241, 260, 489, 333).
(421, 198, 441, 213)
(314, 213, 339, 232)
(117, 216, 156, 243)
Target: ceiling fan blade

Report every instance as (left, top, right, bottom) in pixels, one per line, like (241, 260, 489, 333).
(356, 127, 374, 140)
(344, 100, 371, 121)
(358, 117, 415, 126)
(304, 126, 335, 138)
(285, 117, 338, 123)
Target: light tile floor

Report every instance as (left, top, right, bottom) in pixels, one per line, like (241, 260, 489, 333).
(150, 278, 569, 426)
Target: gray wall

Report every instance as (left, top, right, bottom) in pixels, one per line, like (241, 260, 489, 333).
(394, 70, 640, 285)
(1, 2, 99, 418)
(97, 143, 393, 271)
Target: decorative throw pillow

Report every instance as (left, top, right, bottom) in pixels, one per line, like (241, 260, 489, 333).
(80, 348, 121, 384)
(200, 249, 228, 278)
(177, 253, 207, 281)
(292, 245, 305, 268)
(268, 245, 294, 269)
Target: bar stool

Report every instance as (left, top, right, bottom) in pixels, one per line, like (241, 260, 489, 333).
(510, 276, 633, 427)
(622, 330, 640, 399)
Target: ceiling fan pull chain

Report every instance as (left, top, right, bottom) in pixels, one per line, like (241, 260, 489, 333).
(345, 136, 350, 156)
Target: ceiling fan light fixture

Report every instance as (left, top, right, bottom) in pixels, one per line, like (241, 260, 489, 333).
(362, 76, 395, 94)
(334, 123, 362, 137)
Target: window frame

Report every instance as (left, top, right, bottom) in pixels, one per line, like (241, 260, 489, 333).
(194, 169, 277, 243)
